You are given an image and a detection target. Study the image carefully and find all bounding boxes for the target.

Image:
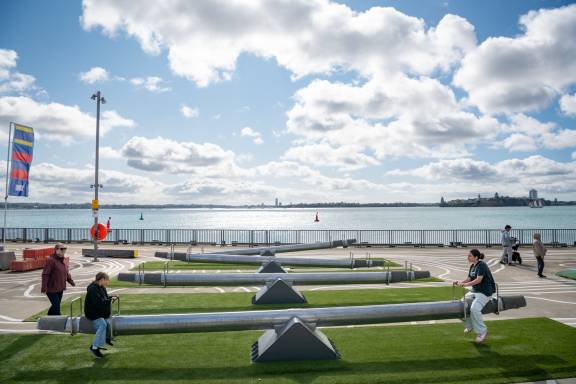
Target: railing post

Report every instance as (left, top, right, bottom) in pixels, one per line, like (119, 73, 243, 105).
(44, 228, 49, 243)
(140, 229, 144, 244)
(166, 229, 170, 244)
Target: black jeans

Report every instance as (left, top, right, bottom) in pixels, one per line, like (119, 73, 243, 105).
(46, 292, 63, 315)
(536, 256, 545, 276)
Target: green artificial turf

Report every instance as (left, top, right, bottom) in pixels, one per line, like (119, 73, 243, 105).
(27, 286, 457, 321)
(109, 275, 443, 289)
(2, 318, 575, 384)
(557, 269, 576, 280)
(131, 259, 399, 271)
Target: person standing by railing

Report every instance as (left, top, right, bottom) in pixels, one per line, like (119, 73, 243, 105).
(41, 243, 75, 315)
(500, 225, 513, 265)
(533, 233, 547, 278)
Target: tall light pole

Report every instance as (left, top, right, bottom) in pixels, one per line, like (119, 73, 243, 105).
(90, 91, 105, 262)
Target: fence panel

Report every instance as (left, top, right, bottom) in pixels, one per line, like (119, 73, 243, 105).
(1, 228, 575, 247)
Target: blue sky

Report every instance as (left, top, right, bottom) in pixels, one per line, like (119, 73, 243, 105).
(0, 0, 575, 204)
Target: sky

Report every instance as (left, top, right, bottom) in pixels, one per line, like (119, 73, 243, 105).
(1, 0, 576, 205)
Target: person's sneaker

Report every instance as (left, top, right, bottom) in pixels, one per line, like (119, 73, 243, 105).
(464, 327, 472, 334)
(538, 274, 547, 278)
(106, 338, 114, 346)
(475, 331, 488, 344)
(89, 346, 104, 358)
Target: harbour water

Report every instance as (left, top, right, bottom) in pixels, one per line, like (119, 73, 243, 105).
(2, 206, 575, 230)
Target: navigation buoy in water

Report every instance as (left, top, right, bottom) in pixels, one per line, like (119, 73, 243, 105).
(314, 212, 320, 222)
(139, 213, 144, 220)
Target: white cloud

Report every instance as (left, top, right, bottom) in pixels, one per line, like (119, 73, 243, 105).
(388, 156, 576, 193)
(79, 66, 110, 84)
(180, 105, 199, 119)
(283, 143, 379, 171)
(501, 133, 538, 152)
(541, 129, 576, 150)
(120, 136, 245, 176)
(130, 76, 171, 92)
(506, 114, 554, 136)
(560, 93, 576, 117)
(166, 178, 279, 203)
(286, 76, 499, 161)
(240, 127, 263, 145)
(0, 96, 134, 143)
(0, 49, 37, 94)
(0, 49, 17, 69)
(100, 146, 122, 159)
(388, 158, 497, 180)
(572, 151, 576, 160)
(81, 0, 476, 86)
(0, 162, 164, 203)
(454, 4, 576, 114)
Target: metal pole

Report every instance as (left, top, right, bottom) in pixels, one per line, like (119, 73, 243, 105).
(91, 91, 105, 262)
(3, 122, 12, 246)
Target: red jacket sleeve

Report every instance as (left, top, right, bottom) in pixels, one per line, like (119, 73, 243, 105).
(67, 271, 75, 286)
(41, 258, 53, 293)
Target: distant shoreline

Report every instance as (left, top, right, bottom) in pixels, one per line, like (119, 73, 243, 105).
(4, 201, 576, 209)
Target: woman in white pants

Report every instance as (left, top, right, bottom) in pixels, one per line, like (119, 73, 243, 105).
(454, 249, 496, 344)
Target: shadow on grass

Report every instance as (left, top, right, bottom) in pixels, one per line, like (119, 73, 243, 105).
(0, 334, 43, 361)
(8, 353, 572, 384)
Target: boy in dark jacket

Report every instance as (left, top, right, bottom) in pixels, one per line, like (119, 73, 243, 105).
(84, 272, 117, 358)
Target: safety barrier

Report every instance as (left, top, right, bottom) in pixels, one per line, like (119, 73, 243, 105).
(2, 227, 575, 247)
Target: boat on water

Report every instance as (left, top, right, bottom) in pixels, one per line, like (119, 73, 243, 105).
(529, 199, 544, 208)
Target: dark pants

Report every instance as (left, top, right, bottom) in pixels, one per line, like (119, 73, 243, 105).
(536, 256, 545, 276)
(46, 292, 63, 315)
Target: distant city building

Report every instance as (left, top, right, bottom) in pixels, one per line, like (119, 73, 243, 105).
(494, 192, 499, 199)
(440, 197, 445, 205)
(275, 198, 279, 207)
(529, 189, 538, 200)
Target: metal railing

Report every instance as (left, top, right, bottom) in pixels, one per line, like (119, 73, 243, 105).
(1, 227, 575, 247)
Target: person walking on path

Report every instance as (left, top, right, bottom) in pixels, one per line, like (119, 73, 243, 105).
(41, 243, 75, 315)
(454, 249, 496, 344)
(85, 272, 117, 358)
(106, 217, 112, 233)
(500, 224, 513, 265)
(533, 233, 547, 278)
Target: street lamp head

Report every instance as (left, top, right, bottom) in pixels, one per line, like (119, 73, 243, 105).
(101, 97, 106, 104)
(91, 93, 97, 100)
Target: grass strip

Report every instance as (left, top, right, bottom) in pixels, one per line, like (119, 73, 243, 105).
(131, 259, 399, 271)
(556, 269, 576, 280)
(2, 318, 575, 384)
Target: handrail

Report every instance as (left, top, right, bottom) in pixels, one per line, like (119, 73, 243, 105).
(2, 227, 575, 247)
(69, 296, 83, 336)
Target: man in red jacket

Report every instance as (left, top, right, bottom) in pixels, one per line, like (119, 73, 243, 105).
(41, 243, 75, 315)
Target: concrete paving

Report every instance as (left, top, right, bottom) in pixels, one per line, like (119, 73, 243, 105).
(1, 243, 575, 331)
(1, 243, 574, 383)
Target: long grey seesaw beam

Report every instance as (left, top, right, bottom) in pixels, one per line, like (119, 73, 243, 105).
(118, 270, 430, 286)
(155, 252, 383, 268)
(214, 239, 357, 255)
(38, 296, 526, 362)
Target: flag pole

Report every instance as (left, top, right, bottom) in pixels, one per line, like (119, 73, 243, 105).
(3, 122, 13, 246)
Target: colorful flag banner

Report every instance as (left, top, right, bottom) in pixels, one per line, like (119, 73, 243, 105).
(8, 124, 34, 197)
